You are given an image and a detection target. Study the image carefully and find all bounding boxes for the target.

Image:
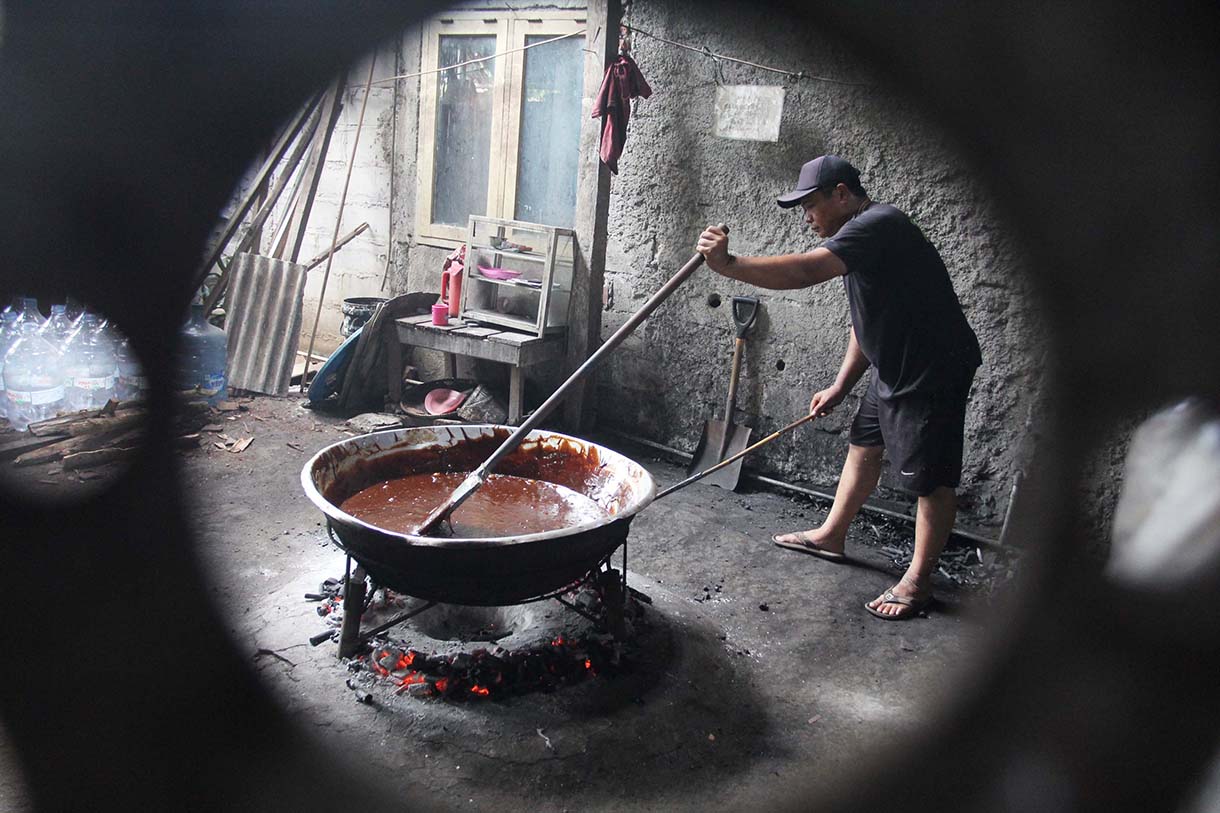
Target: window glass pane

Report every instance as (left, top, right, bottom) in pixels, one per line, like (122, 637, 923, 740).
(514, 34, 583, 228)
(432, 35, 497, 227)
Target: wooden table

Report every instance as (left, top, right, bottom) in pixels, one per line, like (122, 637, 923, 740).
(389, 315, 567, 424)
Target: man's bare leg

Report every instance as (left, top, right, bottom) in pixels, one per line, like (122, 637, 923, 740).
(773, 443, 883, 555)
(867, 486, 956, 617)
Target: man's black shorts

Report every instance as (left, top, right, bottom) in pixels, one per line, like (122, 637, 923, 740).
(848, 368, 976, 496)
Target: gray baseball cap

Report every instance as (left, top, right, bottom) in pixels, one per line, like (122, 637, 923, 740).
(776, 155, 861, 208)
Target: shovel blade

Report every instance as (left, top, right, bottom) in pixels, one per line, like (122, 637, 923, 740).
(687, 420, 753, 490)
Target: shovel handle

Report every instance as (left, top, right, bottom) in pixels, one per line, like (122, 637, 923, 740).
(718, 337, 745, 460)
(731, 296, 759, 339)
(657, 412, 816, 501)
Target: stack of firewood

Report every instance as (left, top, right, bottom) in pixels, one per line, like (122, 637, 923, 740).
(1, 399, 208, 471)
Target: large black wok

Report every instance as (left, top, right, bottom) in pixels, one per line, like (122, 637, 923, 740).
(301, 425, 656, 606)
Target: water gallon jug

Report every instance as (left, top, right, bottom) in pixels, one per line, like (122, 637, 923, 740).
(3, 321, 66, 431)
(61, 313, 118, 412)
(13, 297, 46, 329)
(115, 335, 148, 402)
(64, 295, 86, 323)
(0, 312, 21, 424)
(95, 318, 123, 378)
(39, 304, 77, 349)
(179, 304, 228, 404)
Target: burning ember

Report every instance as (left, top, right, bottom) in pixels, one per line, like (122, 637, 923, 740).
(354, 632, 621, 700)
(308, 569, 645, 701)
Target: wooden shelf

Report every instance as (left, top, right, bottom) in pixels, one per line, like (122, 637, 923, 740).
(468, 273, 545, 290)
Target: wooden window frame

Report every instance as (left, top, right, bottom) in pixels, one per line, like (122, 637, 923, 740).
(416, 10, 586, 249)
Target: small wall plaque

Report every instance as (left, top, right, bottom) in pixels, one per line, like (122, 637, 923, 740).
(714, 85, 785, 142)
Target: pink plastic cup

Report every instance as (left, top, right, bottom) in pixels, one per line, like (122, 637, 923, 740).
(431, 302, 449, 326)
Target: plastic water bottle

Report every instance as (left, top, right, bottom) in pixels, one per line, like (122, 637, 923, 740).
(64, 295, 86, 323)
(0, 311, 21, 425)
(179, 304, 227, 404)
(60, 313, 118, 412)
(95, 317, 121, 350)
(3, 321, 66, 431)
(115, 335, 148, 401)
(39, 304, 77, 350)
(12, 297, 46, 329)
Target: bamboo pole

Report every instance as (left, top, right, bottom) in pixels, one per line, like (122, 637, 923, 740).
(300, 56, 378, 392)
(192, 93, 322, 292)
(202, 101, 324, 313)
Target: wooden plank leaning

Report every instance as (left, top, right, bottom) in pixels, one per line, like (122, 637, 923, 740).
(201, 98, 326, 313)
(276, 73, 348, 264)
(300, 57, 378, 391)
(192, 91, 323, 294)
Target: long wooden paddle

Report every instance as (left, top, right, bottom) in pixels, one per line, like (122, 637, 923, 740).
(414, 227, 728, 536)
(656, 412, 817, 500)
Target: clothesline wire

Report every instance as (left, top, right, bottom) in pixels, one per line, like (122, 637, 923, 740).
(349, 21, 867, 91)
(358, 29, 587, 88)
(622, 24, 869, 87)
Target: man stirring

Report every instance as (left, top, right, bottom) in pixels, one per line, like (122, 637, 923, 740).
(696, 155, 981, 620)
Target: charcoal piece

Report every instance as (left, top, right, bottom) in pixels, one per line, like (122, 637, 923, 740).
(406, 682, 432, 698)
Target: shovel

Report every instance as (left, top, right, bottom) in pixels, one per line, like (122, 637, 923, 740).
(687, 295, 759, 490)
(659, 412, 816, 499)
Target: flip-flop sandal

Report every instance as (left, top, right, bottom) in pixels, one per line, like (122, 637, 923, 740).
(864, 589, 934, 621)
(771, 533, 847, 562)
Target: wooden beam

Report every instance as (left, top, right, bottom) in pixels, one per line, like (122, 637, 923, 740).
(280, 73, 348, 264)
(303, 222, 369, 271)
(301, 57, 378, 391)
(202, 100, 324, 312)
(14, 425, 143, 466)
(0, 432, 70, 462)
(192, 92, 322, 292)
(562, 0, 619, 433)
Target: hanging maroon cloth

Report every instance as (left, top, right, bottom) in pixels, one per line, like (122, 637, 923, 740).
(591, 53, 652, 174)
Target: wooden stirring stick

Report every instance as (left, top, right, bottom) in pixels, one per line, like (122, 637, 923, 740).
(655, 412, 817, 500)
(414, 226, 729, 536)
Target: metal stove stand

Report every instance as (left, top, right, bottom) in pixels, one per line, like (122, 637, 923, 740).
(310, 538, 638, 659)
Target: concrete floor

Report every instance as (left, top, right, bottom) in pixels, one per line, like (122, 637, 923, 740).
(1, 396, 1001, 811)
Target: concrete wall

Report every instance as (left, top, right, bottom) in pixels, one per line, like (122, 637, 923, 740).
(588, 0, 1050, 530)
(219, 0, 1117, 534)
(219, 49, 405, 358)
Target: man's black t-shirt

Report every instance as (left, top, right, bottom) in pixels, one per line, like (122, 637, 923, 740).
(822, 202, 981, 399)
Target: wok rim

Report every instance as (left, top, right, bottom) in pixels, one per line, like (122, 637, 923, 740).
(299, 424, 657, 549)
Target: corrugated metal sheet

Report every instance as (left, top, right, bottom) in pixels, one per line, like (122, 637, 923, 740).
(224, 253, 307, 396)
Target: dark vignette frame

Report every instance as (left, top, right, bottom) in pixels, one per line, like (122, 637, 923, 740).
(0, 1, 1217, 810)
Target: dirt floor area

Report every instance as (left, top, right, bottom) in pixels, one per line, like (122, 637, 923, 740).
(0, 395, 1020, 811)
